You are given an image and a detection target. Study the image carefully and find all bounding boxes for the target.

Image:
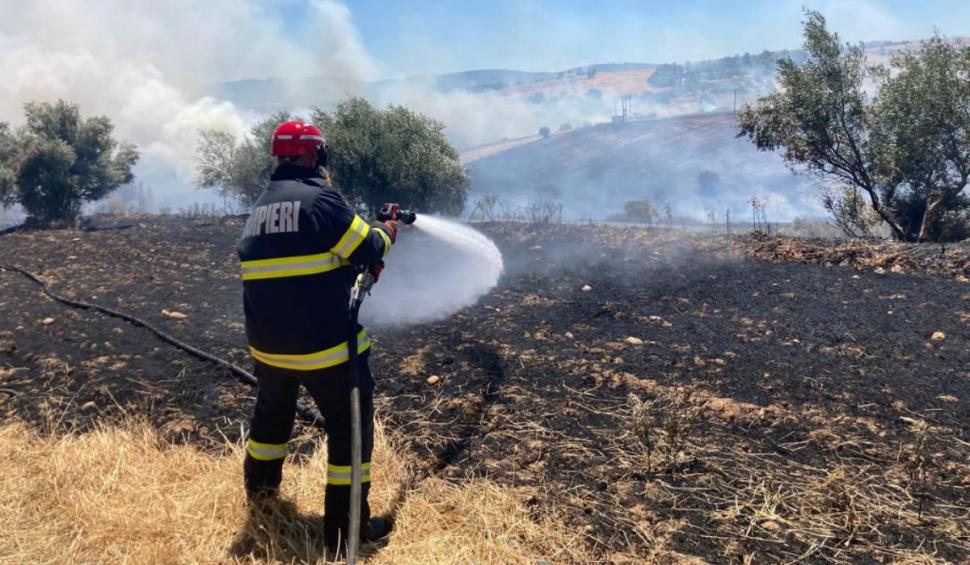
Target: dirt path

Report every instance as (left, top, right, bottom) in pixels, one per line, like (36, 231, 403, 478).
(1, 219, 967, 562)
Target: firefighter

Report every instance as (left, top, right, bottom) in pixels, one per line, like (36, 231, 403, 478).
(237, 120, 396, 549)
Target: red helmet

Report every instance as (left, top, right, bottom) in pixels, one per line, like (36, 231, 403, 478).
(271, 121, 327, 165)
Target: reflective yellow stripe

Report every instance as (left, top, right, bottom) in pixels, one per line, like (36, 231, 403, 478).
(240, 251, 348, 281)
(250, 330, 371, 371)
(327, 463, 372, 473)
(247, 440, 288, 461)
(327, 462, 371, 486)
(331, 215, 370, 259)
(375, 227, 392, 258)
(326, 478, 370, 486)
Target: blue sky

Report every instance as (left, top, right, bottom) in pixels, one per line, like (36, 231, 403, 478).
(279, 0, 970, 78)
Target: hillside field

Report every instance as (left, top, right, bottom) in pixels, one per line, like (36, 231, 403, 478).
(465, 113, 816, 221)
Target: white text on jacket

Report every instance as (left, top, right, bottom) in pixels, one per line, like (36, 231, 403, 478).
(243, 201, 302, 237)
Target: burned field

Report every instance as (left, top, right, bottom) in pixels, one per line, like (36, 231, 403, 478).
(1, 218, 968, 563)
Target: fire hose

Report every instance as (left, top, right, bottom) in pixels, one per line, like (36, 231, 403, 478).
(346, 269, 371, 565)
(345, 203, 415, 564)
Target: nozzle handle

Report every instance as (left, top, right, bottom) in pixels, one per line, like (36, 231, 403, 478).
(377, 202, 416, 225)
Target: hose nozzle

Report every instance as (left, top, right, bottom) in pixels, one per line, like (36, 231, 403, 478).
(377, 203, 417, 225)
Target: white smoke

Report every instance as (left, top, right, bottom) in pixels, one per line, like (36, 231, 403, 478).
(377, 79, 613, 149)
(0, 0, 375, 182)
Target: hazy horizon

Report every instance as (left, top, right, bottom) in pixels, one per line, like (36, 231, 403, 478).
(3, 0, 969, 217)
(233, 0, 970, 81)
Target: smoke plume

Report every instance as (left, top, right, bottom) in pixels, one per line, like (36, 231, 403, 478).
(0, 0, 375, 195)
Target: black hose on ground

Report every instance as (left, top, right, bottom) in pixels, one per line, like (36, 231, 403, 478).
(0, 263, 325, 428)
(81, 224, 136, 232)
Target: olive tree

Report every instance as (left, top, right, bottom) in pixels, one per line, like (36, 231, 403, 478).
(0, 124, 17, 204)
(0, 100, 139, 225)
(312, 97, 468, 214)
(869, 36, 970, 242)
(198, 100, 468, 215)
(738, 11, 970, 242)
(196, 111, 291, 207)
(623, 200, 659, 224)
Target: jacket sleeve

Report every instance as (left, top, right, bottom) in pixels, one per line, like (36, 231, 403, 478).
(311, 189, 392, 266)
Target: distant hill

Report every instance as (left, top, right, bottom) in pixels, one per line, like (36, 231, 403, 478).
(420, 69, 558, 92)
(209, 39, 967, 117)
(206, 69, 561, 111)
(464, 112, 818, 222)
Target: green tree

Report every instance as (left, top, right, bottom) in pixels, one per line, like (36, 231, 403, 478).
(0, 124, 17, 204)
(198, 101, 467, 215)
(738, 11, 970, 242)
(539, 126, 551, 138)
(196, 110, 292, 207)
(623, 200, 658, 224)
(312, 98, 468, 214)
(0, 100, 138, 225)
(869, 36, 970, 242)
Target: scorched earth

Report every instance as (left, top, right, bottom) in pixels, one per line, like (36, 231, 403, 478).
(0, 218, 968, 563)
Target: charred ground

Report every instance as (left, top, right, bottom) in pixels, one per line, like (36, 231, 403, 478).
(0, 218, 968, 563)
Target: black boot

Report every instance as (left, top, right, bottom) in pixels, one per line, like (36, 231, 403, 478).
(244, 455, 282, 503)
(361, 516, 392, 542)
(324, 516, 392, 549)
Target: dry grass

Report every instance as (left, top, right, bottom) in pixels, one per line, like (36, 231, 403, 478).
(614, 398, 970, 563)
(736, 233, 970, 280)
(0, 419, 588, 564)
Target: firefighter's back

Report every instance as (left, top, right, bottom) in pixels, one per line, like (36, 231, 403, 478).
(237, 165, 370, 366)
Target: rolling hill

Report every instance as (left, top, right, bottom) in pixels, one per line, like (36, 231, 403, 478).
(464, 112, 817, 222)
(209, 39, 968, 119)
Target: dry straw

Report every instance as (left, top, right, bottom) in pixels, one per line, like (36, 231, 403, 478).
(0, 420, 588, 564)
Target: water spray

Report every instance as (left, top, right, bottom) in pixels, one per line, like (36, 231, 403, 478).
(357, 213, 504, 329)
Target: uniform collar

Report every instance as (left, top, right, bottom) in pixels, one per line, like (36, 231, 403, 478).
(271, 163, 322, 182)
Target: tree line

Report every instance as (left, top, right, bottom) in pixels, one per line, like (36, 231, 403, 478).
(0, 97, 467, 225)
(649, 49, 808, 89)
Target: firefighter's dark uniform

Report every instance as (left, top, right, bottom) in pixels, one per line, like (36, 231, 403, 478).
(236, 162, 393, 544)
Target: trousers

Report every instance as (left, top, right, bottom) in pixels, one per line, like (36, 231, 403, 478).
(243, 353, 375, 542)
